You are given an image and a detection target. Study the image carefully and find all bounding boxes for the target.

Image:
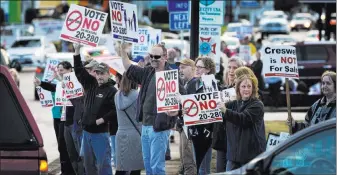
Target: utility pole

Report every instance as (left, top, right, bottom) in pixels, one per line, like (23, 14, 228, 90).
(190, 0, 199, 60)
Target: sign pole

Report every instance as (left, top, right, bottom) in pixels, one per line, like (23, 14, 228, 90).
(190, 0, 199, 60)
(285, 78, 293, 135)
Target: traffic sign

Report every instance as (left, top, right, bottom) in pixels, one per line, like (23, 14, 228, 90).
(169, 12, 190, 31)
(168, 0, 189, 12)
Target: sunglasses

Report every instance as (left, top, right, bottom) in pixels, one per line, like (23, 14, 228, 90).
(149, 54, 163, 60)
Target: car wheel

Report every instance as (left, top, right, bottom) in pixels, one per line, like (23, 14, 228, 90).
(34, 87, 39, 101)
(10, 61, 22, 72)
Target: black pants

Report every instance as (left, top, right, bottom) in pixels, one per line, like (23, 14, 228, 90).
(268, 81, 282, 107)
(54, 119, 75, 174)
(115, 170, 141, 175)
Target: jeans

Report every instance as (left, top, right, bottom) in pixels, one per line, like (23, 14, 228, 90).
(216, 150, 226, 173)
(141, 126, 170, 175)
(110, 135, 116, 166)
(64, 124, 85, 175)
(81, 130, 112, 175)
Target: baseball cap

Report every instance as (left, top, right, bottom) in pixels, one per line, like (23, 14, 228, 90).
(179, 58, 195, 68)
(84, 60, 99, 69)
(94, 62, 110, 73)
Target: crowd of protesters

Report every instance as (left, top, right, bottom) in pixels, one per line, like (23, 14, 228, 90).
(34, 35, 336, 175)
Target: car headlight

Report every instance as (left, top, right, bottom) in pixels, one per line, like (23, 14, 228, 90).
(304, 22, 310, 28)
(290, 22, 296, 27)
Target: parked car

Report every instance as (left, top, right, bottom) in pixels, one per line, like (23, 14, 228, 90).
(6, 36, 57, 71)
(34, 52, 75, 100)
(304, 30, 326, 42)
(223, 22, 253, 39)
(290, 14, 313, 31)
(0, 65, 48, 175)
(215, 118, 336, 175)
(0, 24, 34, 49)
(260, 18, 290, 38)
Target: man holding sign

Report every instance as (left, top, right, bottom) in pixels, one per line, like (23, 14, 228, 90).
(73, 44, 117, 175)
(120, 42, 185, 174)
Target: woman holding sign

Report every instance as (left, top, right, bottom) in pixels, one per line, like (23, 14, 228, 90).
(288, 71, 336, 133)
(217, 74, 266, 171)
(212, 57, 243, 172)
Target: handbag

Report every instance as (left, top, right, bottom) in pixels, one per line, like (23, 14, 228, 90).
(123, 109, 141, 136)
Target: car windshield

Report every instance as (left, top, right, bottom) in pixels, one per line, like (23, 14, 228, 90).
(295, 17, 309, 20)
(11, 39, 41, 48)
(265, 14, 284, 19)
(0, 74, 38, 148)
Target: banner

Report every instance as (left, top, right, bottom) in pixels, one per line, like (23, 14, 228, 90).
(55, 82, 73, 106)
(221, 87, 236, 103)
(261, 46, 299, 79)
(60, 4, 108, 47)
(109, 1, 138, 43)
(36, 86, 54, 108)
(181, 92, 223, 126)
(156, 70, 179, 113)
(63, 72, 84, 99)
(199, 26, 221, 73)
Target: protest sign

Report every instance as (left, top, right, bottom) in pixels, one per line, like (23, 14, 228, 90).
(36, 86, 54, 107)
(63, 72, 84, 99)
(156, 70, 179, 113)
(109, 1, 138, 43)
(221, 88, 236, 103)
(262, 45, 299, 79)
(132, 28, 149, 56)
(189, 1, 224, 25)
(201, 74, 219, 93)
(42, 59, 60, 83)
(55, 82, 72, 106)
(148, 29, 162, 52)
(199, 26, 221, 73)
(266, 132, 290, 151)
(60, 4, 108, 47)
(181, 92, 223, 126)
(239, 45, 251, 63)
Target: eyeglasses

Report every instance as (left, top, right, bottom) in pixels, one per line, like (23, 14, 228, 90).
(149, 54, 164, 60)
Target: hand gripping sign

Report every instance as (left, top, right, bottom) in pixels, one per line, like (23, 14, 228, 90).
(199, 26, 221, 73)
(36, 86, 54, 108)
(55, 82, 73, 106)
(262, 45, 299, 79)
(156, 70, 179, 113)
(181, 92, 223, 126)
(109, 1, 138, 43)
(60, 4, 108, 47)
(63, 72, 84, 99)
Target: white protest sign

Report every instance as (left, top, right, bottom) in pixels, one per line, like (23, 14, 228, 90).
(189, 1, 224, 25)
(221, 88, 236, 103)
(239, 45, 251, 63)
(181, 92, 223, 126)
(109, 1, 138, 43)
(148, 29, 162, 51)
(55, 82, 73, 106)
(262, 46, 299, 79)
(63, 72, 84, 99)
(36, 86, 54, 108)
(201, 74, 219, 93)
(132, 28, 149, 56)
(156, 70, 179, 113)
(199, 26, 221, 73)
(60, 4, 108, 47)
(266, 132, 290, 151)
(42, 59, 59, 82)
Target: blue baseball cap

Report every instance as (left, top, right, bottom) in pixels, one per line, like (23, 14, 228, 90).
(132, 55, 144, 63)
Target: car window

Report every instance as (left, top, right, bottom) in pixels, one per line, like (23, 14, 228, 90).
(0, 74, 38, 148)
(269, 128, 336, 175)
(11, 39, 42, 48)
(304, 45, 328, 61)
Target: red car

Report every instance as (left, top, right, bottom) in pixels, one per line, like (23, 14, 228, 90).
(0, 65, 48, 174)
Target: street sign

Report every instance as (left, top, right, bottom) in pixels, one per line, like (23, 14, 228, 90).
(169, 12, 190, 31)
(168, 0, 189, 12)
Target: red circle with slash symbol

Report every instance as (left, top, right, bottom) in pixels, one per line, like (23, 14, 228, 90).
(66, 10, 82, 31)
(183, 99, 199, 117)
(156, 77, 166, 101)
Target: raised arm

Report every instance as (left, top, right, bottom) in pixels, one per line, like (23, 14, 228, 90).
(119, 41, 132, 71)
(34, 76, 56, 92)
(73, 44, 97, 90)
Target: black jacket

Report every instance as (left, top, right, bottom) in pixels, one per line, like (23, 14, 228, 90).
(224, 98, 266, 164)
(73, 54, 118, 134)
(40, 81, 74, 126)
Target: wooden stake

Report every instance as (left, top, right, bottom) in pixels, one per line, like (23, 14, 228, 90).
(285, 78, 293, 134)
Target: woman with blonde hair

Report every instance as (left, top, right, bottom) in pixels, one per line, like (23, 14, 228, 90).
(288, 71, 336, 133)
(222, 57, 244, 88)
(217, 74, 266, 171)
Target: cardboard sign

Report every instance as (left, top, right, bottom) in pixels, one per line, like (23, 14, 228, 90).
(109, 1, 138, 43)
(55, 82, 72, 106)
(42, 59, 60, 83)
(63, 72, 84, 99)
(148, 29, 162, 52)
(266, 132, 290, 151)
(181, 92, 223, 126)
(239, 45, 251, 63)
(262, 46, 299, 79)
(199, 26, 221, 73)
(222, 88, 236, 103)
(156, 70, 180, 113)
(132, 28, 149, 56)
(201, 74, 219, 93)
(60, 4, 108, 47)
(36, 86, 54, 108)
